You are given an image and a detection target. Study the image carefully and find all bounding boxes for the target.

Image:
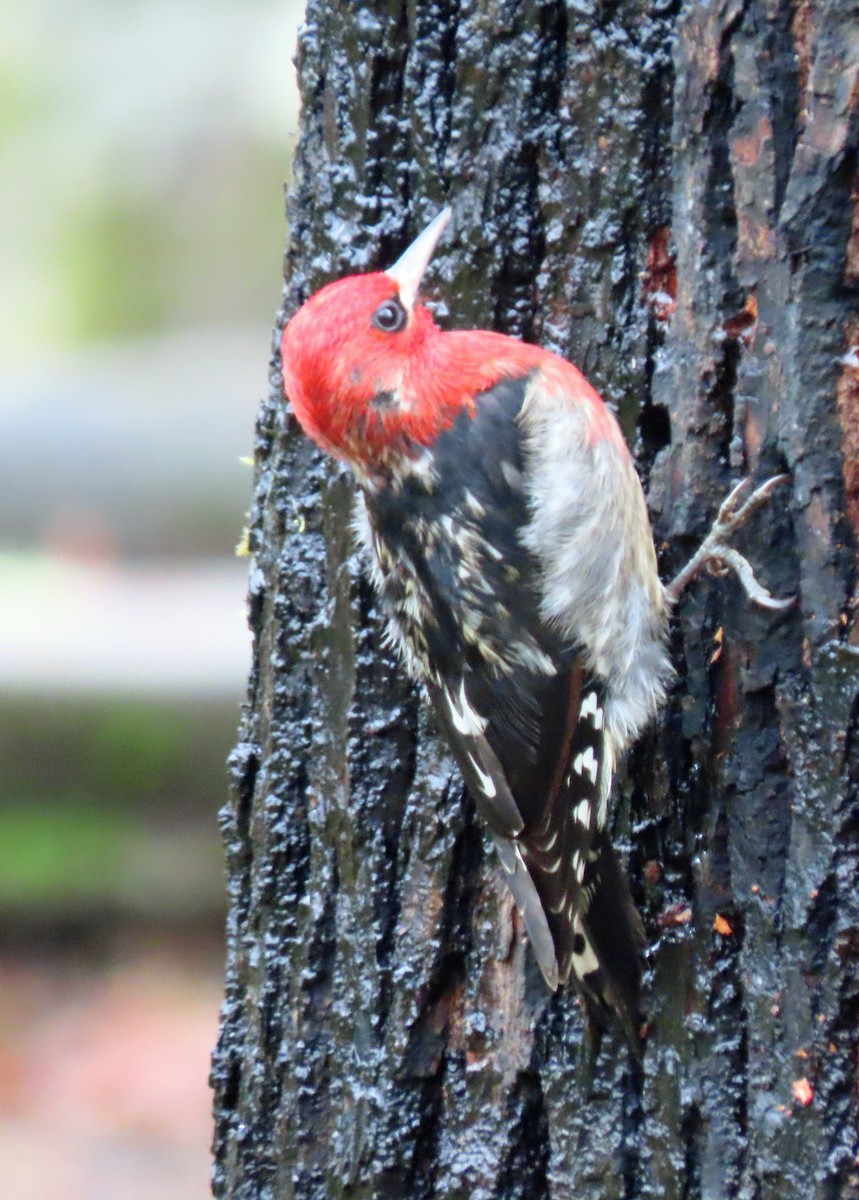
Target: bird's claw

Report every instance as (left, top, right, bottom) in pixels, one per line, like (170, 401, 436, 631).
(666, 474, 794, 610)
(710, 473, 791, 541)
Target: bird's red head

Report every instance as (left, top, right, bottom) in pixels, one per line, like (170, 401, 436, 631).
(282, 208, 621, 474)
(281, 209, 546, 472)
(281, 209, 461, 472)
(281, 269, 443, 465)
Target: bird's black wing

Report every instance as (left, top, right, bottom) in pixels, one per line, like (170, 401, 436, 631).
(365, 375, 643, 1043)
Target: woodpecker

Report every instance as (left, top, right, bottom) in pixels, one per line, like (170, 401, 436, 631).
(280, 208, 788, 1048)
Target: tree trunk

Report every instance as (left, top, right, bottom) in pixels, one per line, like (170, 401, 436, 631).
(211, 2, 859, 1197)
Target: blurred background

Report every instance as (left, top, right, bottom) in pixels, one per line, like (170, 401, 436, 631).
(0, 1, 302, 1195)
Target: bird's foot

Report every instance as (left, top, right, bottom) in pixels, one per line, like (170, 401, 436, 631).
(666, 474, 794, 610)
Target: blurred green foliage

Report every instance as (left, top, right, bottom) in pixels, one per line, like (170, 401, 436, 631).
(1, 696, 238, 813)
(0, 804, 135, 906)
(0, 799, 227, 922)
(0, 697, 237, 921)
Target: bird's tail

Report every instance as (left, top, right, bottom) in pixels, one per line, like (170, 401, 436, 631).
(570, 831, 646, 1058)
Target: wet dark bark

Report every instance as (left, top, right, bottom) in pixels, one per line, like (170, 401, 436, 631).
(212, 3, 859, 1198)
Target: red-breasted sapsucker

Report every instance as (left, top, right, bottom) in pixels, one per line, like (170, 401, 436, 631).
(280, 208, 787, 1048)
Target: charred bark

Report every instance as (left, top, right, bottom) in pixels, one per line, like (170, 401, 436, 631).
(212, 3, 859, 1197)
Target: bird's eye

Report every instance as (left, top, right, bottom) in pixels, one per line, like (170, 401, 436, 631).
(371, 298, 407, 333)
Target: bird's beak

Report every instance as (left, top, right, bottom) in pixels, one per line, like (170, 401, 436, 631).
(386, 207, 452, 311)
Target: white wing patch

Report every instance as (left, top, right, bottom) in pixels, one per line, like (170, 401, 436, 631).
(572, 746, 599, 784)
(573, 799, 591, 827)
(571, 914, 600, 977)
(580, 690, 604, 729)
(466, 753, 496, 798)
(445, 679, 488, 736)
(533, 827, 559, 853)
(572, 850, 585, 883)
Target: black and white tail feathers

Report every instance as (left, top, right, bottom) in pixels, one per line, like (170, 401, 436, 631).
(505, 675, 645, 1055)
(576, 831, 646, 1054)
(428, 668, 645, 1055)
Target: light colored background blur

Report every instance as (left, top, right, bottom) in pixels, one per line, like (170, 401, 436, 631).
(0, 2, 302, 1195)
